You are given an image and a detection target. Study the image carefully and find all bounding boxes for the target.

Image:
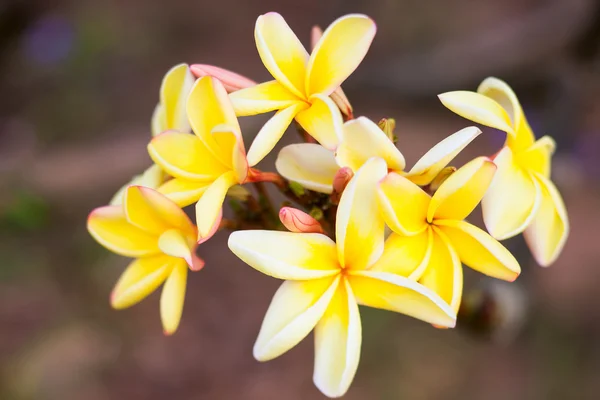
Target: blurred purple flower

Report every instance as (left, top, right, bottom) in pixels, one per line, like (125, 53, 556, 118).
(23, 14, 74, 66)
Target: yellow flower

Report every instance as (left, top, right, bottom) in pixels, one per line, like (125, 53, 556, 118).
(88, 186, 206, 335)
(228, 158, 456, 398)
(229, 13, 376, 165)
(276, 116, 482, 193)
(438, 77, 569, 266)
(148, 76, 249, 237)
(111, 64, 195, 205)
(378, 157, 521, 315)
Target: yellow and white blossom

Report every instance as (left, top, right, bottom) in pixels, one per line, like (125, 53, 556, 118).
(230, 13, 376, 165)
(228, 158, 456, 398)
(439, 77, 569, 266)
(378, 157, 521, 314)
(88, 186, 207, 335)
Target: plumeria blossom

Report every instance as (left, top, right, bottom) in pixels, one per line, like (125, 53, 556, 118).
(148, 76, 250, 237)
(378, 157, 521, 315)
(88, 186, 214, 335)
(276, 116, 482, 194)
(229, 13, 376, 165)
(110, 64, 195, 205)
(228, 158, 456, 398)
(439, 77, 569, 266)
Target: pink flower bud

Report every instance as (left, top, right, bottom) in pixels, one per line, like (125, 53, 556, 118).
(190, 64, 256, 92)
(279, 207, 324, 234)
(333, 167, 354, 194)
(311, 25, 323, 50)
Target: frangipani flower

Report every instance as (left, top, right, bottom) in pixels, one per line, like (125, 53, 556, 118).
(228, 158, 456, 398)
(230, 13, 376, 165)
(148, 76, 249, 237)
(88, 186, 211, 335)
(276, 116, 482, 194)
(110, 64, 194, 205)
(378, 157, 521, 314)
(438, 77, 569, 266)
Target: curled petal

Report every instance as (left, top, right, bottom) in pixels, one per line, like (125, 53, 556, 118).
(228, 230, 340, 280)
(211, 127, 248, 182)
(515, 135, 555, 178)
(279, 207, 324, 234)
(275, 143, 338, 194)
(190, 64, 256, 92)
(295, 94, 343, 150)
(111, 255, 172, 309)
(158, 229, 194, 267)
(229, 80, 302, 116)
(330, 87, 353, 117)
(156, 63, 195, 135)
(160, 259, 188, 335)
(370, 229, 432, 280)
(157, 178, 210, 208)
(378, 172, 429, 235)
(195, 171, 237, 238)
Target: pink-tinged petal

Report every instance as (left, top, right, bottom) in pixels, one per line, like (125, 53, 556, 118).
(255, 12, 309, 99)
(435, 219, 520, 281)
(148, 131, 228, 181)
(228, 230, 340, 280)
(482, 146, 542, 239)
(123, 186, 195, 236)
(253, 276, 339, 361)
(332, 167, 354, 195)
(158, 229, 194, 267)
(295, 94, 343, 150)
(524, 173, 569, 267)
(246, 102, 308, 167)
(160, 259, 188, 335)
(306, 14, 376, 96)
(336, 157, 388, 270)
(419, 228, 463, 316)
(428, 156, 496, 222)
(313, 278, 361, 398)
(229, 80, 303, 116)
(279, 207, 324, 234)
(515, 135, 555, 178)
(404, 126, 482, 185)
(275, 143, 338, 194)
(110, 164, 166, 206)
(158, 63, 195, 134)
(378, 172, 429, 235)
(330, 87, 353, 117)
(87, 206, 160, 258)
(337, 116, 405, 172)
(347, 268, 456, 327)
(195, 171, 237, 237)
(190, 64, 256, 92)
(370, 229, 432, 280)
(157, 178, 211, 208)
(110, 255, 172, 309)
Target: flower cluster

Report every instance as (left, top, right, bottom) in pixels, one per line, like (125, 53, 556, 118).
(87, 12, 569, 398)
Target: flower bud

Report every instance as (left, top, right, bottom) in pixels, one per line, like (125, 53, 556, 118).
(190, 64, 256, 92)
(377, 118, 396, 142)
(279, 207, 324, 234)
(330, 167, 354, 204)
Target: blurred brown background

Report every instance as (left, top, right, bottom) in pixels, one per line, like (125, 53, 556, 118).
(1, 0, 600, 399)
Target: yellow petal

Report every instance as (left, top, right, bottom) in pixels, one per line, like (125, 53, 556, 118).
(369, 229, 432, 280)
(419, 228, 463, 315)
(160, 259, 188, 335)
(477, 77, 535, 151)
(438, 91, 515, 135)
(523, 173, 569, 267)
(515, 135, 555, 178)
(211, 127, 248, 181)
(87, 206, 160, 257)
(336, 157, 387, 270)
(195, 171, 237, 237)
(482, 146, 542, 239)
(255, 12, 309, 99)
(435, 219, 520, 281)
(347, 268, 456, 327)
(228, 230, 340, 280)
(313, 278, 361, 398)
(110, 164, 165, 206)
(428, 156, 496, 222)
(111, 255, 171, 309)
(275, 144, 338, 194)
(336, 116, 405, 171)
(246, 102, 308, 167)
(159, 63, 195, 133)
(151, 103, 166, 137)
(158, 229, 194, 267)
(148, 132, 228, 180)
(229, 80, 302, 116)
(123, 186, 195, 236)
(157, 178, 210, 207)
(306, 14, 376, 96)
(378, 172, 429, 235)
(253, 276, 339, 361)
(405, 126, 481, 185)
(295, 94, 343, 150)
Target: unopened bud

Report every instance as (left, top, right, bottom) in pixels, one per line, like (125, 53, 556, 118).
(377, 118, 396, 142)
(331, 167, 354, 204)
(311, 25, 323, 50)
(428, 166, 456, 193)
(279, 207, 324, 234)
(190, 64, 256, 92)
